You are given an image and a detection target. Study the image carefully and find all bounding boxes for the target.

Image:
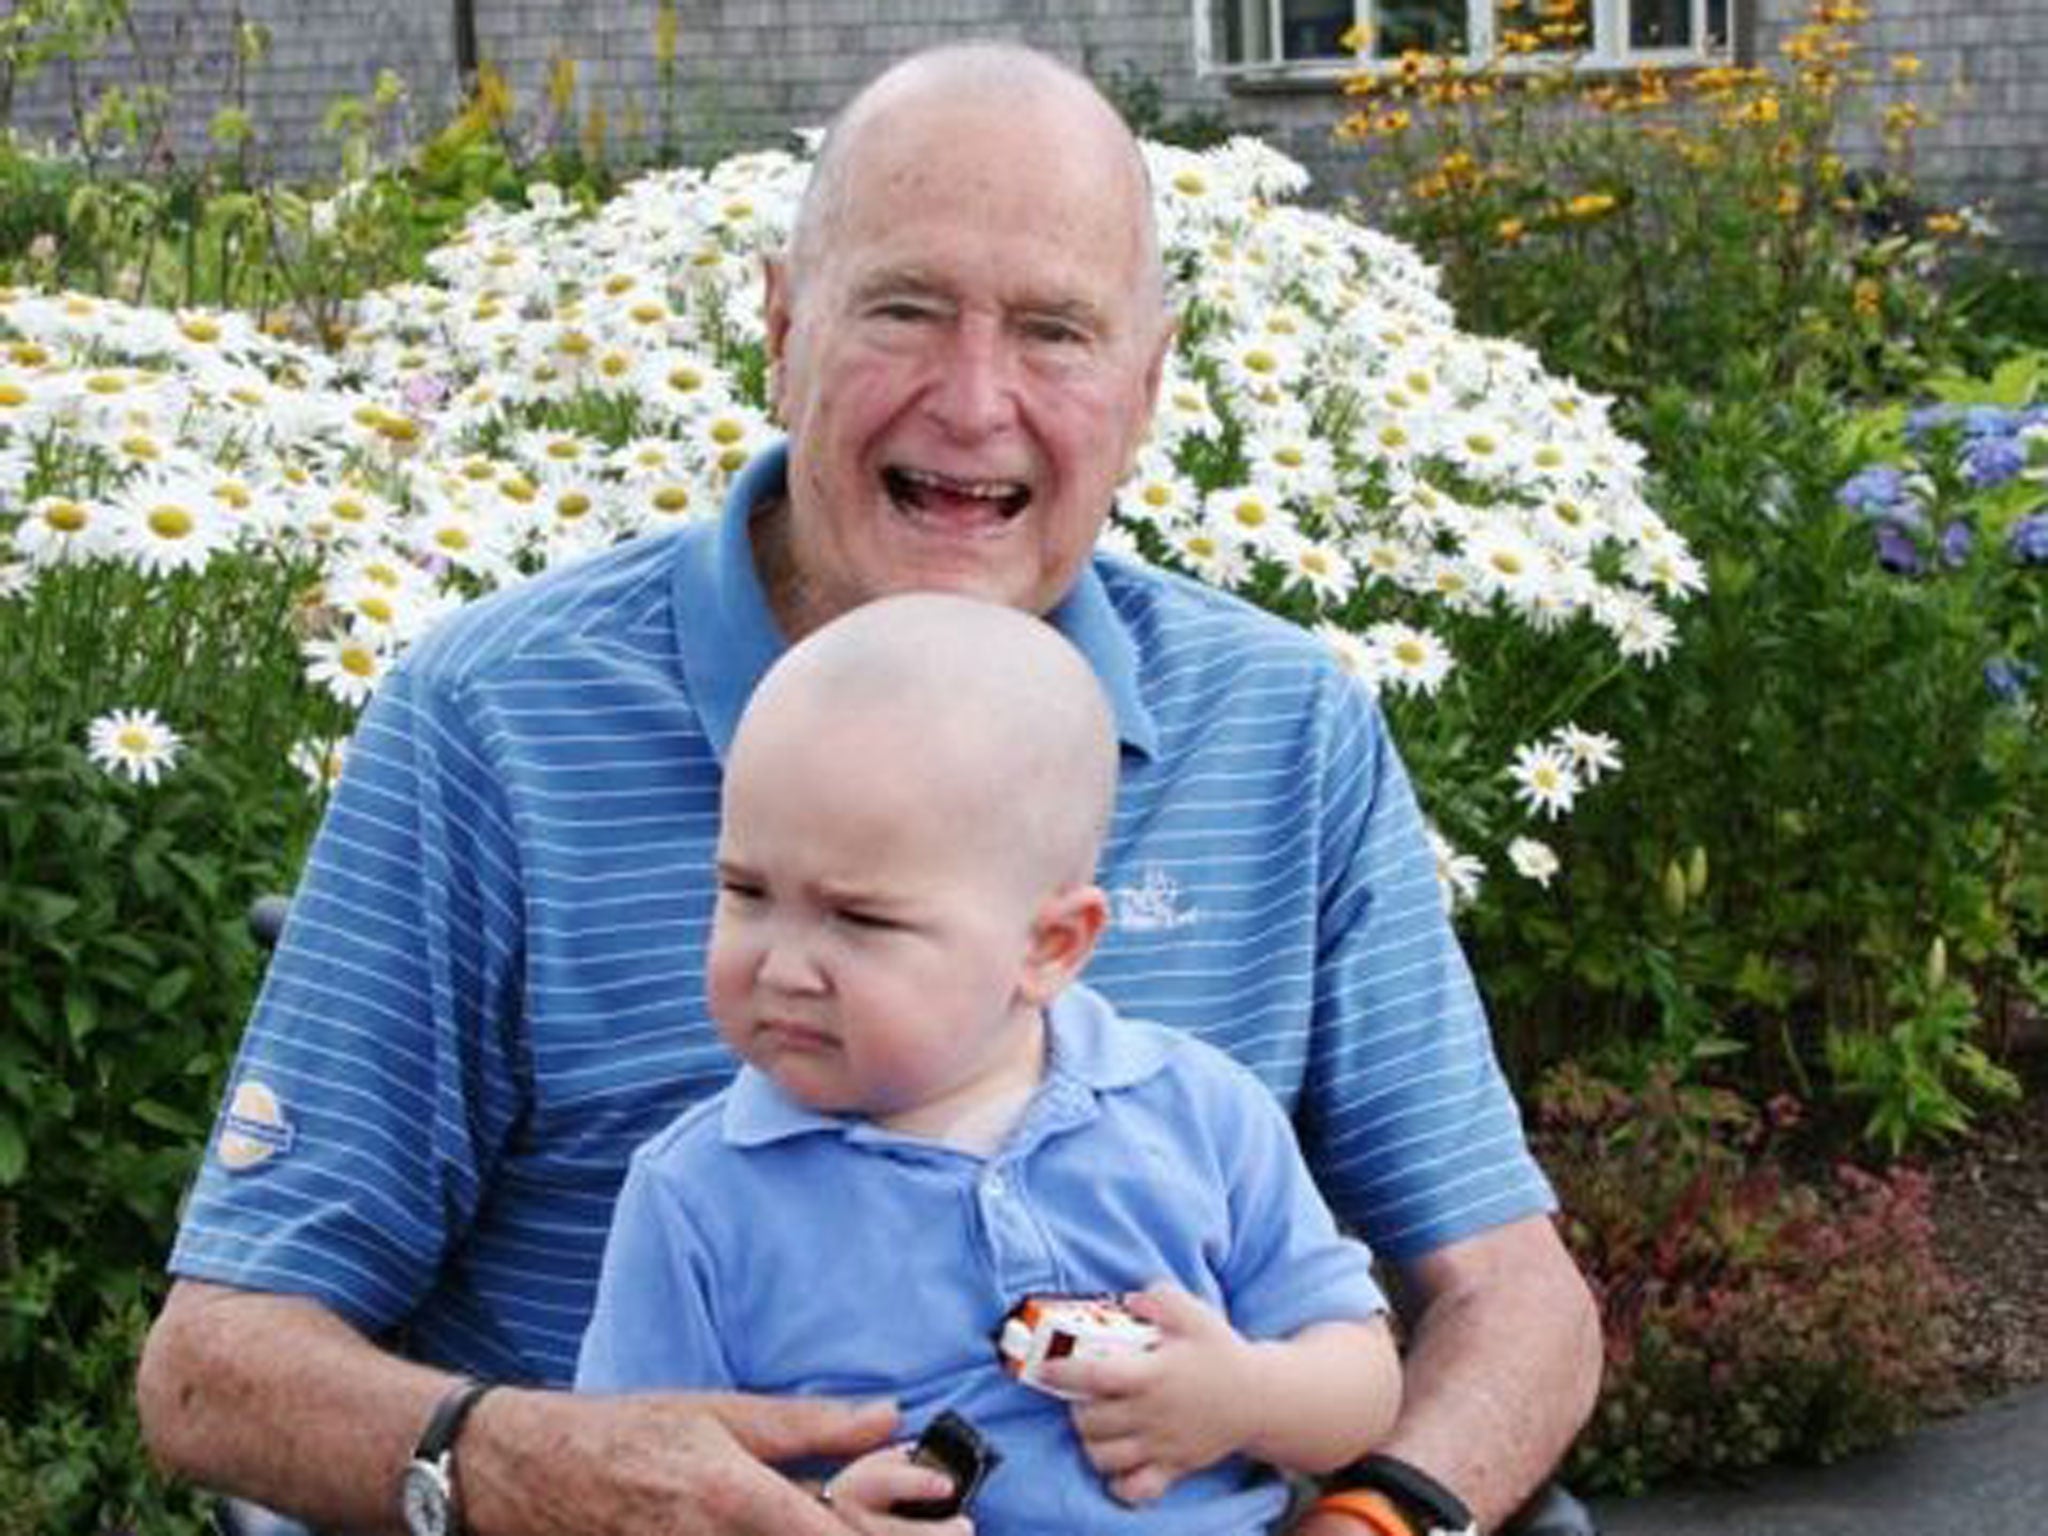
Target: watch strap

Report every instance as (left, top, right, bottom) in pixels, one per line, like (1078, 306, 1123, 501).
(414, 1379, 496, 1463)
(1326, 1453, 1478, 1536)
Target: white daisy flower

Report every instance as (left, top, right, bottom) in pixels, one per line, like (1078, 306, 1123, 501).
(303, 633, 390, 707)
(1285, 540, 1355, 605)
(86, 707, 184, 785)
(16, 495, 110, 566)
(1509, 741, 1582, 820)
(1316, 622, 1375, 683)
(289, 737, 349, 791)
(110, 478, 232, 577)
(1367, 621, 1456, 697)
(1508, 836, 1561, 888)
(1426, 825, 1485, 913)
(1552, 723, 1623, 785)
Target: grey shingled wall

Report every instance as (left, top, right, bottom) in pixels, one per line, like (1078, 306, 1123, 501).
(2, 1, 2041, 269)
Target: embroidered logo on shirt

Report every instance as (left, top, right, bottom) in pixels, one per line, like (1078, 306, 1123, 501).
(1110, 866, 1201, 933)
(216, 1079, 295, 1172)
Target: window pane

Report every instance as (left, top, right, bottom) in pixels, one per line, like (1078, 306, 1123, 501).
(1706, 0, 1729, 48)
(1210, 0, 1278, 64)
(1629, 0, 1694, 49)
(1375, 0, 1468, 57)
(1280, 0, 1355, 59)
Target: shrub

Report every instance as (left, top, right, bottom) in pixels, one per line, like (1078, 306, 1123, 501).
(1537, 1064, 1959, 1493)
(1335, 3, 1981, 400)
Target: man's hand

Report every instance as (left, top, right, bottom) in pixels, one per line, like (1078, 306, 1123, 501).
(465, 1389, 905, 1536)
(1037, 1282, 1255, 1506)
(809, 1443, 974, 1536)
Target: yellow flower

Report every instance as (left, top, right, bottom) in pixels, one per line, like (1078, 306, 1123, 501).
(1852, 278, 1882, 317)
(1925, 211, 1965, 236)
(1889, 53, 1923, 77)
(1497, 217, 1527, 244)
(1339, 21, 1372, 54)
(1775, 183, 1805, 217)
(1564, 192, 1617, 219)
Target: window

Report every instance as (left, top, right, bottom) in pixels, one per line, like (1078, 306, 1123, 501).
(1198, 0, 1733, 72)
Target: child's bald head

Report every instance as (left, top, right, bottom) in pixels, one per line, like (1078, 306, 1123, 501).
(730, 593, 1119, 897)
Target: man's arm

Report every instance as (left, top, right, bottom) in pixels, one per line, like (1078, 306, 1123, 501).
(1371, 1216, 1602, 1532)
(136, 1280, 900, 1536)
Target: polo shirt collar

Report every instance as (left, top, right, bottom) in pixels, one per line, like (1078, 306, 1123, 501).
(672, 442, 1159, 763)
(720, 982, 1169, 1150)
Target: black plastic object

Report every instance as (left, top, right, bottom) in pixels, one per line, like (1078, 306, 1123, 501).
(890, 1409, 1003, 1520)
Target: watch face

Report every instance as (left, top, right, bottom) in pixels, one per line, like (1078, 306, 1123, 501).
(401, 1460, 453, 1536)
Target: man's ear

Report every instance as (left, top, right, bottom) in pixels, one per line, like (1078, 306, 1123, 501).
(762, 253, 793, 421)
(1019, 884, 1110, 1005)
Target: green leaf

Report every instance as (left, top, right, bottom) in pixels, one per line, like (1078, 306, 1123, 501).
(130, 1098, 203, 1137)
(0, 1114, 25, 1185)
(145, 966, 194, 1014)
(64, 988, 98, 1046)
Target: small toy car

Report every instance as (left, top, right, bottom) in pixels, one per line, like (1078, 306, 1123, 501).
(995, 1293, 1161, 1400)
(890, 1410, 1002, 1520)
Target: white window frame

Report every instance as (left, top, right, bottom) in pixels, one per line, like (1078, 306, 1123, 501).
(1193, 0, 1731, 79)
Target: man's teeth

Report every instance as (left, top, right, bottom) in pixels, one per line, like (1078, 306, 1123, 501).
(894, 467, 1027, 502)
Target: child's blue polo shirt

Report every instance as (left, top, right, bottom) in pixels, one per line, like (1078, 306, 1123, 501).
(577, 983, 1388, 1535)
(168, 444, 1553, 1387)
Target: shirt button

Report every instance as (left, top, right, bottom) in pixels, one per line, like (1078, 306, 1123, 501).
(984, 1173, 1007, 1199)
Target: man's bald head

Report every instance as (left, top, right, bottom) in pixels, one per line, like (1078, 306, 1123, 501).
(730, 593, 1119, 892)
(787, 42, 1162, 313)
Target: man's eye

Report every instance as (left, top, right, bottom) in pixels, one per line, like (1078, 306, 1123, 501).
(718, 879, 764, 902)
(1021, 317, 1087, 346)
(872, 301, 936, 324)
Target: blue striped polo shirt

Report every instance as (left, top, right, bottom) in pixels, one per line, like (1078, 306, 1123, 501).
(169, 444, 1552, 1387)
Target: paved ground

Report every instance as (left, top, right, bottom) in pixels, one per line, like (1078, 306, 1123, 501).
(1588, 1384, 2048, 1535)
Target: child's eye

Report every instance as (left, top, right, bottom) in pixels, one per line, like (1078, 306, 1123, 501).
(838, 908, 901, 932)
(718, 878, 765, 902)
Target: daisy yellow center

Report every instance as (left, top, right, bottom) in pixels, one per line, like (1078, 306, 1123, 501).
(213, 483, 252, 509)
(1242, 348, 1279, 375)
(46, 502, 88, 532)
(462, 459, 496, 481)
(1465, 433, 1498, 456)
(629, 302, 666, 324)
(1141, 484, 1172, 508)
(356, 596, 395, 624)
(179, 317, 223, 344)
(599, 354, 632, 378)
(1534, 446, 1565, 469)
(1405, 372, 1434, 395)
(1302, 551, 1332, 574)
(474, 299, 504, 320)
(9, 342, 50, 365)
(604, 273, 637, 295)
(546, 440, 582, 460)
(1172, 171, 1207, 196)
(1490, 550, 1526, 576)
(1393, 639, 1427, 667)
(557, 493, 592, 519)
(668, 367, 705, 392)
(556, 330, 593, 358)
(718, 446, 748, 474)
(710, 419, 745, 445)
(333, 497, 369, 522)
(485, 248, 519, 267)
(1379, 425, 1409, 449)
(1188, 536, 1218, 558)
(0, 383, 27, 407)
(118, 727, 152, 753)
(501, 476, 537, 504)
(652, 487, 691, 512)
(1233, 501, 1269, 528)
(436, 526, 473, 551)
(341, 647, 377, 678)
(148, 505, 194, 538)
(230, 386, 265, 407)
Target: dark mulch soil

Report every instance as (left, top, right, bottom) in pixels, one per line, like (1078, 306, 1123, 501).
(1922, 1045, 2048, 1408)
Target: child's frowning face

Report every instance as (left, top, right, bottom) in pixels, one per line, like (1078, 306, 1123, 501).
(708, 711, 1068, 1134)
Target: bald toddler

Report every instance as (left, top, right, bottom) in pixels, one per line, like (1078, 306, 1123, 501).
(576, 594, 1401, 1534)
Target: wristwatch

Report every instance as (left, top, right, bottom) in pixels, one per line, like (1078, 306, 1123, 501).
(398, 1379, 498, 1536)
(1316, 1453, 1480, 1536)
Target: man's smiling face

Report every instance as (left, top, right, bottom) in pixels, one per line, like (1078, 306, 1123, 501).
(761, 70, 1169, 633)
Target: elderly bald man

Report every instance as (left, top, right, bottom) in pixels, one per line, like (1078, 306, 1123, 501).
(139, 42, 1598, 1536)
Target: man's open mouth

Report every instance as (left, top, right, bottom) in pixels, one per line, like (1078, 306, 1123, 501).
(883, 466, 1031, 530)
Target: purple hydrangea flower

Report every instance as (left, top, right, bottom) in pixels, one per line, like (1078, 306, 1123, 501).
(1939, 520, 1974, 567)
(1964, 436, 2027, 488)
(2011, 513, 2048, 565)
(1837, 465, 1910, 517)
(1984, 657, 2039, 704)
(1874, 520, 1924, 575)
(1905, 404, 1956, 443)
(1962, 405, 2019, 439)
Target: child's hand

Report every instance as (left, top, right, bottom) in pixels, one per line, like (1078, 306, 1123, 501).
(815, 1444, 976, 1535)
(1035, 1282, 1258, 1506)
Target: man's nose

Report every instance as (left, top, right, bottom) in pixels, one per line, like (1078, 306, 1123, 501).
(925, 317, 1017, 439)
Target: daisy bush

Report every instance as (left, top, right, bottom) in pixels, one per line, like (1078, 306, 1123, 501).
(1, 136, 1693, 906)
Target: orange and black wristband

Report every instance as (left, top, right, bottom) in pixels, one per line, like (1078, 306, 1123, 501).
(1313, 1453, 1478, 1536)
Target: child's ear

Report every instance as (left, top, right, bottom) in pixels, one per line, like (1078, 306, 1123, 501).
(1019, 884, 1109, 1004)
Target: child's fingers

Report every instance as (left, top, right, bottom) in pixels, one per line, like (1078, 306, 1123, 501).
(1074, 1424, 1153, 1478)
(1107, 1460, 1175, 1507)
(1067, 1389, 1147, 1444)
